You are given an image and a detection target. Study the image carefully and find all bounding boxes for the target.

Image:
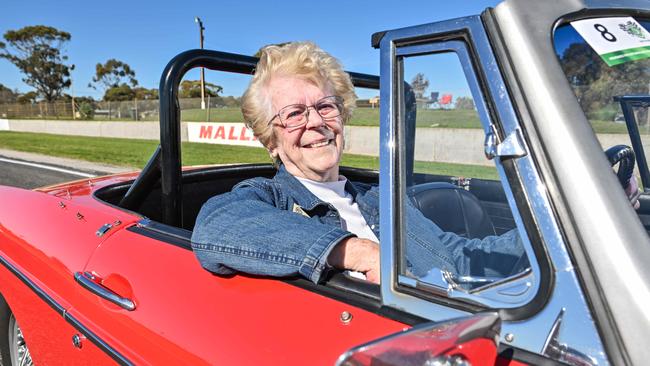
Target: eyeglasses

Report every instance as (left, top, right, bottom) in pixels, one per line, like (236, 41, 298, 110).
(268, 96, 343, 129)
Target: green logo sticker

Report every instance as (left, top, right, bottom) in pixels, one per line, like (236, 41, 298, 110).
(620, 21, 647, 40)
(572, 17, 650, 66)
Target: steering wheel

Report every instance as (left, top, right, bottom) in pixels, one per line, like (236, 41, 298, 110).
(604, 145, 636, 189)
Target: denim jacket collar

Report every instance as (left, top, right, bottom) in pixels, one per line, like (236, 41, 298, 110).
(272, 164, 367, 206)
(273, 165, 329, 211)
(272, 165, 379, 218)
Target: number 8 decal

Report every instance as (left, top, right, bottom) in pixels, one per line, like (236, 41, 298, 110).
(594, 24, 617, 42)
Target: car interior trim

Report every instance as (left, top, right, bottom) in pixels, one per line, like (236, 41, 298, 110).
(497, 345, 564, 366)
(615, 96, 650, 189)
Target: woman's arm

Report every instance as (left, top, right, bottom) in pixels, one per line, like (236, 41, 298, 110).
(191, 183, 354, 283)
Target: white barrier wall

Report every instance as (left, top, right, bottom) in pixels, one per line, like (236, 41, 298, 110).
(3, 120, 640, 166)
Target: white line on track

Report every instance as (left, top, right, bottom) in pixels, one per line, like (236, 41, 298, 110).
(0, 157, 95, 178)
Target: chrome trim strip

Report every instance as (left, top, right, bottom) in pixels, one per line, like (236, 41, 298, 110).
(74, 272, 136, 311)
(379, 15, 543, 313)
(380, 17, 476, 322)
(0, 255, 133, 365)
(377, 11, 609, 365)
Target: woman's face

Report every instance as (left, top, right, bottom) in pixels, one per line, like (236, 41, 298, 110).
(267, 76, 344, 182)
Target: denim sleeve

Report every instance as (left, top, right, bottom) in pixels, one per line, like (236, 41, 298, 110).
(191, 184, 354, 284)
(442, 228, 528, 277)
(405, 203, 528, 278)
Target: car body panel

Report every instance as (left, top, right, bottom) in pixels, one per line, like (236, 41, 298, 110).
(0, 186, 138, 307)
(69, 227, 409, 365)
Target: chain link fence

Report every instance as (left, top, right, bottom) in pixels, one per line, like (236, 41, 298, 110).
(0, 97, 241, 122)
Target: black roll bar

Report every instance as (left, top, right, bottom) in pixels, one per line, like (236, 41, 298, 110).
(615, 95, 650, 190)
(126, 48, 380, 227)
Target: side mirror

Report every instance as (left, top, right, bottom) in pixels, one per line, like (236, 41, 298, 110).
(336, 312, 500, 366)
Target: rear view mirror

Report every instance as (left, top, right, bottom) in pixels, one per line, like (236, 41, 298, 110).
(336, 312, 501, 366)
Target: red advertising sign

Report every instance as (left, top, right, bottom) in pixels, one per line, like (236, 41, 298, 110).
(187, 122, 262, 147)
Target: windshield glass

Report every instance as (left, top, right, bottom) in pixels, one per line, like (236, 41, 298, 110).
(554, 17, 650, 186)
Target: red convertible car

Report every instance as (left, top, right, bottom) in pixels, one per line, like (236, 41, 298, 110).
(1, 0, 650, 364)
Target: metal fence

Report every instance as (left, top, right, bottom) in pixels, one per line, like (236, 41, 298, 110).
(0, 97, 240, 121)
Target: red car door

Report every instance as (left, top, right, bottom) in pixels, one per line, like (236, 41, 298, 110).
(0, 186, 138, 364)
(67, 222, 408, 365)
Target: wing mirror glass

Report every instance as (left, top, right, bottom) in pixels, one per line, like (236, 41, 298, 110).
(336, 312, 501, 366)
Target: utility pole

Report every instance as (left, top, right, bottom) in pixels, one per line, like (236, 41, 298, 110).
(195, 17, 206, 110)
(70, 64, 76, 119)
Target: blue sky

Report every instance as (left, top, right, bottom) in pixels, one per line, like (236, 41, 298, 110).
(0, 0, 501, 100)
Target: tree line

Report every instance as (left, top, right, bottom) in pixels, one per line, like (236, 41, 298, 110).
(0, 25, 231, 105)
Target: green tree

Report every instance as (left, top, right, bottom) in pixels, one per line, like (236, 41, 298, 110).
(221, 95, 241, 107)
(559, 43, 650, 119)
(0, 83, 19, 103)
(104, 84, 135, 101)
(74, 96, 96, 120)
(410, 73, 429, 99)
(133, 87, 158, 100)
(455, 96, 475, 110)
(179, 80, 222, 98)
(0, 25, 72, 102)
(90, 59, 138, 91)
(16, 91, 38, 104)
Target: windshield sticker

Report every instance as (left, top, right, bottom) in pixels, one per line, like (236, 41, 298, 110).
(571, 17, 650, 66)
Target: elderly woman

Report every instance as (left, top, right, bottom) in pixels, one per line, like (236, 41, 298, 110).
(191, 42, 526, 284)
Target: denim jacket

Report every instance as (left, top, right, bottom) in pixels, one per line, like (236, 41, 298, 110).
(191, 165, 526, 284)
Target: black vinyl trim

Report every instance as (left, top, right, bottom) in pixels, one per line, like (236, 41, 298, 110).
(498, 345, 564, 366)
(127, 222, 192, 250)
(0, 255, 66, 317)
(0, 254, 133, 365)
(63, 313, 133, 366)
(371, 31, 387, 48)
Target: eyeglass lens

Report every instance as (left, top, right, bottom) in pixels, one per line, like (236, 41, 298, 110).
(278, 96, 342, 128)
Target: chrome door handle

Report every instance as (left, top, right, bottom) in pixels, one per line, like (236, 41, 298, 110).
(74, 272, 136, 311)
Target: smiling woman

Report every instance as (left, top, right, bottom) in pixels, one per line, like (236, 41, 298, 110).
(266, 77, 345, 182)
(190, 41, 528, 286)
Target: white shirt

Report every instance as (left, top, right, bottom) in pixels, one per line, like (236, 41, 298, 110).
(296, 176, 379, 243)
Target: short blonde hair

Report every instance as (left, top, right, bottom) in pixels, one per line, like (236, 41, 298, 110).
(241, 42, 356, 159)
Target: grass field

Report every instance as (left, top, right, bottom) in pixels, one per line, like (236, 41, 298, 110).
(184, 107, 483, 128)
(0, 131, 498, 180)
(182, 107, 633, 133)
(9, 106, 634, 134)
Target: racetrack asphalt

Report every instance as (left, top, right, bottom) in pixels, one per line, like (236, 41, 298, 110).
(0, 149, 134, 189)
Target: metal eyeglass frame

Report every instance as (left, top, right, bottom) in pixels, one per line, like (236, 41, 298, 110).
(267, 95, 344, 129)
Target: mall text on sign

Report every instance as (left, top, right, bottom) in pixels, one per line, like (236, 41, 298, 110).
(187, 122, 262, 147)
